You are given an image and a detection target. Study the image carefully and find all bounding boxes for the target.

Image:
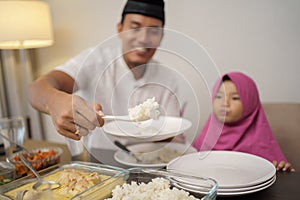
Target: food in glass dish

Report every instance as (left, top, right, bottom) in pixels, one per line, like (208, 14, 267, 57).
(9, 147, 62, 177)
(2, 162, 128, 200)
(0, 161, 15, 185)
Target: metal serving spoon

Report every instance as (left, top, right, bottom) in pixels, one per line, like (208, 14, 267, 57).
(114, 140, 143, 163)
(102, 115, 134, 122)
(0, 133, 31, 155)
(19, 153, 60, 191)
(0, 133, 60, 198)
(102, 115, 153, 122)
(103, 115, 153, 129)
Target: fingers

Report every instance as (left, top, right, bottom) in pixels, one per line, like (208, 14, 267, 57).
(73, 96, 104, 127)
(277, 161, 285, 171)
(74, 124, 89, 136)
(73, 111, 97, 130)
(282, 162, 296, 172)
(95, 104, 105, 126)
(50, 95, 105, 140)
(273, 160, 296, 172)
(56, 123, 81, 140)
(52, 116, 80, 140)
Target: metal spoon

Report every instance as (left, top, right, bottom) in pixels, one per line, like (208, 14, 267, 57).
(19, 153, 60, 190)
(0, 133, 60, 192)
(114, 140, 143, 163)
(102, 115, 152, 123)
(0, 133, 31, 155)
(103, 115, 153, 130)
(102, 115, 134, 122)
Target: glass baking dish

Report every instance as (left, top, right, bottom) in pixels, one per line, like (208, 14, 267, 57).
(8, 147, 63, 178)
(105, 168, 218, 200)
(0, 161, 129, 200)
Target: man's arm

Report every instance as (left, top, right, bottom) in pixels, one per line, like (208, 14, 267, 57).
(28, 70, 74, 114)
(28, 70, 104, 140)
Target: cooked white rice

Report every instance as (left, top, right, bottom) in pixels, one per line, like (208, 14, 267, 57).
(128, 97, 160, 121)
(105, 177, 200, 200)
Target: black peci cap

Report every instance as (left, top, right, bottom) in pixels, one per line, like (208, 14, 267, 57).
(122, 0, 165, 25)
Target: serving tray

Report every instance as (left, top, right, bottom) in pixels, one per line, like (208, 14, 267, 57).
(0, 161, 129, 200)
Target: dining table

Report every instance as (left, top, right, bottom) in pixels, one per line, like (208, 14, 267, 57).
(1, 139, 299, 199)
(217, 172, 300, 200)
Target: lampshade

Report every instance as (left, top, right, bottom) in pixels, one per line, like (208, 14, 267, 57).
(0, 0, 54, 49)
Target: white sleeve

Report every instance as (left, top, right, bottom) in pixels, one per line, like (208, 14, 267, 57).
(55, 48, 95, 80)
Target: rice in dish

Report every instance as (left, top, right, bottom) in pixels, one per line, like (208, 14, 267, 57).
(105, 177, 200, 200)
(128, 97, 160, 121)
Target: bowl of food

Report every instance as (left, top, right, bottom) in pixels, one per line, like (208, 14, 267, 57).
(8, 147, 62, 177)
(0, 161, 16, 185)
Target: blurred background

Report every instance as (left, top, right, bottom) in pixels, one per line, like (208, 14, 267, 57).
(1, 0, 299, 144)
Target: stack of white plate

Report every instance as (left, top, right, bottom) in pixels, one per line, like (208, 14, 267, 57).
(167, 150, 276, 196)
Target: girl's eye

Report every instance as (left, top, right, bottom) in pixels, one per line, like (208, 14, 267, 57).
(215, 94, 222, 99)
(232, 96, 240, 100)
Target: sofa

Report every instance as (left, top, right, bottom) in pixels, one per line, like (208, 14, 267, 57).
(263, 103, 300, 170)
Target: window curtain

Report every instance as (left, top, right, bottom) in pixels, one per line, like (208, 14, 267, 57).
(0, 49, 43, 140)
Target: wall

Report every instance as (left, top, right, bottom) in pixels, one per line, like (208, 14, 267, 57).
(35, 0, 300, 143)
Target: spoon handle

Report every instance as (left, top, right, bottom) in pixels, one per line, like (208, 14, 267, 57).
(0, 133, 31, 154)
(114, 141, 130, 153)
(114, 141, 143, 162)
(102, 115, 133, 122)
(19, 153, 42, 181)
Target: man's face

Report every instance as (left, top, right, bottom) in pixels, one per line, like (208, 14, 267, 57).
(117, 14, 164, 69)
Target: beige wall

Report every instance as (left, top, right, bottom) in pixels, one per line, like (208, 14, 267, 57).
(35, 0, 300, 143)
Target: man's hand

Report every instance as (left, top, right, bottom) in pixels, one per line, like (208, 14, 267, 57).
(48, 93, 104, 140)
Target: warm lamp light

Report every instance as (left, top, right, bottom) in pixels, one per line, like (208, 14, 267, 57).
(0, 0, 54, 49)
(0, 0, 54, 139)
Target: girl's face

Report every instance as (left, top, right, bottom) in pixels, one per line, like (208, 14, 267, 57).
(213, 80, 243, 123)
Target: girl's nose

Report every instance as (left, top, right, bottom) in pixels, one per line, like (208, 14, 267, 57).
(222, 97, 230, 106)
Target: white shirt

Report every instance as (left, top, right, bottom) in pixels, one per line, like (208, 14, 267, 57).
(56, 43, 184, 152)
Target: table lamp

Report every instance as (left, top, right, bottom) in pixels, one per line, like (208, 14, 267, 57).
(0, 0, 54, 138)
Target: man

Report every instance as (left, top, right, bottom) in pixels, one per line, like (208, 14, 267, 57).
(28, 0, 184, 152)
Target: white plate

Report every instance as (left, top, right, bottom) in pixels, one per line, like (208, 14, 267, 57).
(114, 142, 197, 167)
(218, 175, 276, 193)
(103, 116, 192, 142)
(174, 174, 276, 196)
(167, 151, 276, 188)
(176, 174, 276, 193)
(217, 175, 276, 196)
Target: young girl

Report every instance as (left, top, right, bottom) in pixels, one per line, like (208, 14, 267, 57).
(193, 72, 295, 172)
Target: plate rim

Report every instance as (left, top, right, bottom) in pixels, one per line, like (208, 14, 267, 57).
(174, 174, 276, 197)
(217, 175, 276, 196)
(103, 116, 192, 142)
(167, 150, 276, 188)
(217, 175, 276, 192)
